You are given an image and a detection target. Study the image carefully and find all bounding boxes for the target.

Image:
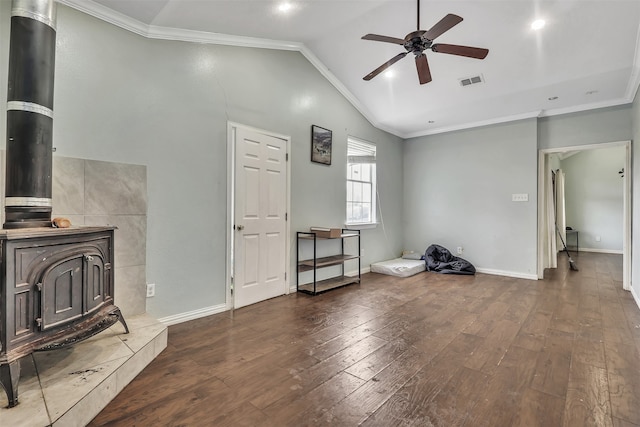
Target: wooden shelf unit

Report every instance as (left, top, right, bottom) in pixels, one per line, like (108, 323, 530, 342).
(296, 229, 361, 295)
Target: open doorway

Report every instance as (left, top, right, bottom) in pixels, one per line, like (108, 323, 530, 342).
(537, 140, 631, 289)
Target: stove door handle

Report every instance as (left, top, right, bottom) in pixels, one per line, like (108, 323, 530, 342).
(84, 255, 94, 262)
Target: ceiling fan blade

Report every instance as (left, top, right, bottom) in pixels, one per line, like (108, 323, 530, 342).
(415, 54, 432, 85)
(363, 52, 409, 81)
(432, 43, 489, 59)
(362, 34, 405, 45)
(423, 14, 463, 41)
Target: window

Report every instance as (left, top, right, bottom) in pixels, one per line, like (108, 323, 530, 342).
(346, 138, 376, 225)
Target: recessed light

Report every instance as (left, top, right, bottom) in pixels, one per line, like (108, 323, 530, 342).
(531, 19, 546, 30)
(277, 2, 293, 13)
(548, 96, 558, 101)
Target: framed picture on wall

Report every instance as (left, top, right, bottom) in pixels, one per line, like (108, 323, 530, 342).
(311, 125, 332, 165)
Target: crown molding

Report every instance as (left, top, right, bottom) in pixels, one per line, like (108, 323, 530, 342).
(55, 0, 640, 141)
(408, 95, 634, 139)
(145, 25, 303, 51)
(404, 111, 542, 139)
(538, 98, 632, 118)
(56, 0, 148, 36)
(57, 0, 304, 51)
(297, 47, 400, 137)
(625, 18, 640, 102)
(56, 0, 402, 138)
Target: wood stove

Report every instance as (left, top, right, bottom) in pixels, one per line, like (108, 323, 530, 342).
(0, 226, 128, 407)
(0, 0, 128, 407)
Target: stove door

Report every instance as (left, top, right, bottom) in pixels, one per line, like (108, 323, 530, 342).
(40, 255, 84, 330)
(39, 253, 106, 330)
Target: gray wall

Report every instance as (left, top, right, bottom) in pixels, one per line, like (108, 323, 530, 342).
(561, 147, 625, 252)
(2, 2, 639, 316)
(403, 119, 538, 277)
(0, 3, 404, 319)
(403, 105, 633, 281)
(540, 105, 634, 290)
(538, 105, 632, 150)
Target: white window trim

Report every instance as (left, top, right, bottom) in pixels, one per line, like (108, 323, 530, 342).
(345, 222, 378, 230)
(346, 137, 377, 227)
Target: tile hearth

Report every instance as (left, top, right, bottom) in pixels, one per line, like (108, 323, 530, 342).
(0, 313, 167, 426)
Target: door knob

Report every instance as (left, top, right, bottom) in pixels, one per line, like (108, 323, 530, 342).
(237, 225, 244, 231)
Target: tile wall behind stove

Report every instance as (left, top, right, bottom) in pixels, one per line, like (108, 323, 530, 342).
(0, 152, 148, 316)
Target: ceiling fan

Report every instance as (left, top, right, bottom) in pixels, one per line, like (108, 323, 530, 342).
(361, 0, 489, 84)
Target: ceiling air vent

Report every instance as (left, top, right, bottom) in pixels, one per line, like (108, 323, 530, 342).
(459, 75, 484, 87)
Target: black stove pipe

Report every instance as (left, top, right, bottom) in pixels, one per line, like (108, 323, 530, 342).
(4, 0, 57, 229)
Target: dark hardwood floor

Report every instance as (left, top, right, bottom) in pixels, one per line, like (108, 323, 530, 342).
(89, 252, 640, 426)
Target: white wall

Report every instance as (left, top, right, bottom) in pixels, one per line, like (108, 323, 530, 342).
(403, 119, 538, 278)
(0, 3, 404, 319)
(632, 89, 640, 302)
(561, 147, 625, 253)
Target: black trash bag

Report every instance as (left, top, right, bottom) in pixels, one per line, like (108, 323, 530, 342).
(424, 244, 476, 275)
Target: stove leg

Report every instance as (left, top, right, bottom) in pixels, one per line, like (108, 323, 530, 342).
(115, 308, 130, 334)
(0, 359, 21, 408)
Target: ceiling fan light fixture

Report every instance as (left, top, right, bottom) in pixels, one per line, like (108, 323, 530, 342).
(531, 19, 546, 30)
(360, 0, 489, 85)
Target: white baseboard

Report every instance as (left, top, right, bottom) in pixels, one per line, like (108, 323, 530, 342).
(159, 264, 537, 324)
(631, 287, 640, 311)
(158, 303, 228, 326)
(346, 266, 371, 276)
(475, 268, 538, 281)
(575, 248, 623, 255)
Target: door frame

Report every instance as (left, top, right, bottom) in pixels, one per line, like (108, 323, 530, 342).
(226, 122, 291, 309)
(536, 140, 631, 290)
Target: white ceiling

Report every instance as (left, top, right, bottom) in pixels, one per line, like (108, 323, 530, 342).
(60, 0, 640, 138)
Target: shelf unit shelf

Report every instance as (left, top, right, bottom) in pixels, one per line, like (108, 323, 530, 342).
(298, 254, 360, 271)
(296, 229, 361, 295)
(297, 275, 361, 294)
(298, 233, 359, 240)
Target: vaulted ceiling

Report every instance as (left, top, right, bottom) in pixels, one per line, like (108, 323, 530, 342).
(60, 0, 640, 138)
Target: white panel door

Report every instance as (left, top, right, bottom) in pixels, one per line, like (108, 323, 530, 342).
(234, 127, 287, 308)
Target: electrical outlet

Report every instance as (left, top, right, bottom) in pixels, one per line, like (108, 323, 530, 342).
(596, 235, 601, 242)
(512, 193, 529, 202)
(146, 283, 155, 298)
(457, 246, 463, 255)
